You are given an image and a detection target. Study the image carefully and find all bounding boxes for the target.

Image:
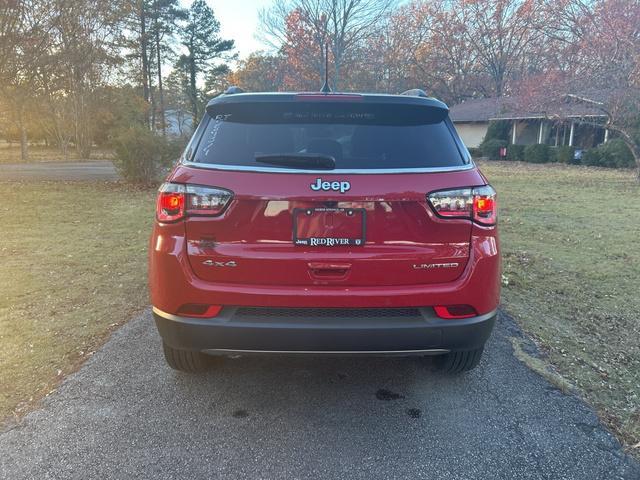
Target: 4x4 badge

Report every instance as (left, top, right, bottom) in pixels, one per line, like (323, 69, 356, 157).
(310, 178, 351, 194)
(202, 260, 237, 267)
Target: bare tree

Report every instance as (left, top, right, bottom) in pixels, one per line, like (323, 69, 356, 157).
(452, 0, 546, 97)
(260, 0, 394, 90)
(0, 0, 25, 74)
(47, 0, 126, 157)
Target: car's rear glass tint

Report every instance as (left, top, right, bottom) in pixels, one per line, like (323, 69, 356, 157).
(191, 101, 467, 170)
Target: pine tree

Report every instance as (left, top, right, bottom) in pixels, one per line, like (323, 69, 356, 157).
(149, 0, 186, 135)
(180, 0, 234, 123)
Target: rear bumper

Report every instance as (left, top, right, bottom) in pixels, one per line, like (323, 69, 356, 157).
(153, 306, 497, 355)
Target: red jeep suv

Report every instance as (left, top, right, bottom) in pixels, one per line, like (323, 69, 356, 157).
(149, 88, 500, 374)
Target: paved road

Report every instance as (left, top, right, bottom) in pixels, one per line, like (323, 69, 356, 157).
(0, 161, 118, 181)
(1, 311, 638, 479)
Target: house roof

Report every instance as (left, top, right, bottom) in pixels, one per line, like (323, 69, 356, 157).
(448, 97, 504, 122)
(449, 95, 607, 122)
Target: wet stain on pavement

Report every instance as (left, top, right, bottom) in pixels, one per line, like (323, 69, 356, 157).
(406, 408, 422, 419)
(376, 389, 404, 401)
(232, 409, 249, 418)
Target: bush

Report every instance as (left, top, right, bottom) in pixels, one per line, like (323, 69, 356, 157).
(524, 144, 552, 163)
(480, 138, 507, 159)
(111, 126, 184, 183)
(484, 120, 511, 143)
(506, 144, 525, 161)
(554, 145, 577, 164)
(467, 147, 482, 158)
(582, 139, 635, 169)
(478, 120, 510, 159)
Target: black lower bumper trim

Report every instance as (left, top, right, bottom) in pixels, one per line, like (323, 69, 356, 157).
(153, 306, 496, 355)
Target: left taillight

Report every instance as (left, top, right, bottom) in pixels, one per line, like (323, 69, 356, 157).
(156, 183, 233, 222)
(427, 185, 497, 226)
(157, 183, 186, 222)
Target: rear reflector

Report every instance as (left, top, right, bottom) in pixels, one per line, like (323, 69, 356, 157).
(434, 305, 477, 319)
(176, 304, 222, 318)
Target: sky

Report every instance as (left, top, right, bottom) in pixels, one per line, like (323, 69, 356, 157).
(193, 0, 275, 59)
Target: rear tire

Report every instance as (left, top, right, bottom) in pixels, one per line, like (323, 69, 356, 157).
(436, 347, 484, 374)
(162, 342, 213, 373)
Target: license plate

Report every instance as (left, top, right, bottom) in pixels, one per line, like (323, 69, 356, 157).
(293, 207, 366, 246)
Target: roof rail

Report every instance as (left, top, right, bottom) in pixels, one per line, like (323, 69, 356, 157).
(224, 86, 244, 95)
(400, 89, 429, 98)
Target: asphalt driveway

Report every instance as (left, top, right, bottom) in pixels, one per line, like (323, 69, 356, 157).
(0, 161, 118, 181)
(1, 311, 638, 479)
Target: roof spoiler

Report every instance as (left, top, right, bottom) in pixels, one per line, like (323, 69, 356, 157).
(223, 86, 244, 95)
(206, 85, 245, 97)
(400, 89, 429, 98)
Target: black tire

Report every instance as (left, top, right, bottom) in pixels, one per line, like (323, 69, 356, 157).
(162, 342, 213, 373)
(436, 347, 484, 374)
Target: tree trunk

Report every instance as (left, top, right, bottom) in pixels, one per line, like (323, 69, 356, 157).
(148, 56, 155, 130)
(140, 2, 150, 127)
(18, 107, 28, 162)
(155, 27, 166, 136)
(630, 143, 640, 182)
(614, 127, 640, 182)
(495, 70, 504, 97)
(189, 55, 198, 125)
(73, 81, 92, 159)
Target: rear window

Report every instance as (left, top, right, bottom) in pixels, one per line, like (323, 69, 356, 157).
(191, 101, 468, 170)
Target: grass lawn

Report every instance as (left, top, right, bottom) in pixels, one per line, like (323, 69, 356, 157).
(0, 181, 155, 424)
(0, 142, 113, 164)
(481, 161, 640, 449)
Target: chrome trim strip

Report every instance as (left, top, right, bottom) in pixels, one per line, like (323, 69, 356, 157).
(180, 160, 475, 175)
(202, 348, 450, 355)
(153, 306, 188, 320)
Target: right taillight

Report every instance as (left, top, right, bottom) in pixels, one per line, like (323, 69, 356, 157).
(156, 183, 233, 223)
(427, 185, 497, 226)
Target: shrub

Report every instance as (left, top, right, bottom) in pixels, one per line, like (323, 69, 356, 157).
(506, 144, 524, 161)
(524, 144, 552, 163)
(582, 139, 635, 169)
(111, 126, 184, 183)
(467, 147, 482, 158)
(481, 138, 508, 159)
(555, 145, 577, 164)
(479, 120, 510, 159)
(484, 120, 511, 143)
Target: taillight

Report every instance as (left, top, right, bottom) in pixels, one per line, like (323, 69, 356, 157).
(156, 183, 233, 222)
(185, 184, 233, 216)
(427, 185, 497, 225)
(472, 186, 497, 225)
(157, 183, 185, 222)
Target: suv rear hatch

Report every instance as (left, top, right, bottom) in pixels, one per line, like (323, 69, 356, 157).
(173, 93, 482, 287)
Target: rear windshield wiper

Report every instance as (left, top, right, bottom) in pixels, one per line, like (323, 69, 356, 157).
(254, 153, 336, 170)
